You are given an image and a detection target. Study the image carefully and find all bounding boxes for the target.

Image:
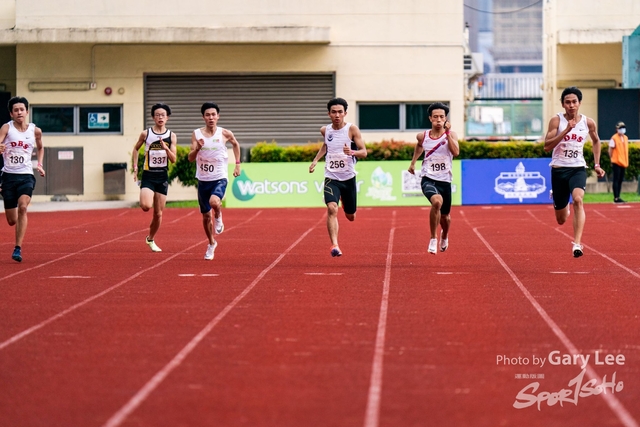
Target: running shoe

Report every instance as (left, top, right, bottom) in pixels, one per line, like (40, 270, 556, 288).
(428, 238, 438, 255)
(204, 241, 218, 260)
(572, 242, 583, 258)
(214, 214, 224, 234)
(614, 198, 626, 204)
(12, 247, 22, 262)
(440, 233, 449, 252)
(146, 236, 162, 252)
(330, 245, 342, 257)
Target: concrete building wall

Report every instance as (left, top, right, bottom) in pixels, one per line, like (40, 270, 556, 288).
(543, 0, 640, 125)
(2, 0, 466, 202)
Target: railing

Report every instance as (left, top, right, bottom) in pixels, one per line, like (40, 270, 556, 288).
(474, 73, 543, 100)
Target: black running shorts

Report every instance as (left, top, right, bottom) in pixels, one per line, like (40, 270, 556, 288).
(421, 176, 453, 215)
(551, 167, 587, 210)
(324, 176, 357, 215)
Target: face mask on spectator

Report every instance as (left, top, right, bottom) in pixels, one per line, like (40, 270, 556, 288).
(618, 128, 626, 135)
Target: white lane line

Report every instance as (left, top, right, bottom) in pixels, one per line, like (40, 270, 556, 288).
(177, 274, 220, 277)
(364, 210, 396, 427)
(101, 214, 325, 427)
(526, 210, 640, 280)
(0, 211, 263, 351)
(0, 211, 197, 284)
(462, 212, 638, 427)
(304, 272, 344, 276)
(50, 276, 93, 279)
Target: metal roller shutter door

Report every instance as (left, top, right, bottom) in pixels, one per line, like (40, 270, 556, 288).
(144, 74, 335, 146)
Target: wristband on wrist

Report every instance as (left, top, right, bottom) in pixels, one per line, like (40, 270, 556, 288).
(595, 163, 600, 167)
(235, 161, 241, 165)
(37, 163, 43, 167)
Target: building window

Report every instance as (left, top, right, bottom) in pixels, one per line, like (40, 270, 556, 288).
(32, 107, 75, 133)
(358, 102, 448, 131)
(32, 105, 123, 135)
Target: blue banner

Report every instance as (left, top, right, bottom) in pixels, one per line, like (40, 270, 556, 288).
(461, 158, 551, 205)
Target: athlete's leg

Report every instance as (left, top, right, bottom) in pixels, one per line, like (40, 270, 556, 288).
(440, 213, 451, 239)
(571, 188, 585, 245)
(202, 210, 215, 245)
(14, 194, 31, 247)
(209, 194, 222, 220)
(4, 208, 17, 226)
(148, 192, 167, 241)
(139, 187, 155, 212)
(327, 202, 339, 246)
(428, 194, 443, 239)
(554, 206, 570, 225)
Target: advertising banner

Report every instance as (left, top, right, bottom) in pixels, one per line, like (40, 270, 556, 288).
(225, 161, 462, 208)
(461, 158, 551, 205)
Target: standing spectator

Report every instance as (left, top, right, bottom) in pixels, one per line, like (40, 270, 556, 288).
(608, 121, 629, 204)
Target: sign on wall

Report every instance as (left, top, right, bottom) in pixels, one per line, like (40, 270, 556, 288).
(461, 158, 551, 205)
(225, 161, 462, 208)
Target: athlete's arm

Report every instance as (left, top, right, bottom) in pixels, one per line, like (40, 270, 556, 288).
(131, 130, 146, 180)
(34, 126, 45, 177)
(444, 121, 460, 157)
(608, 138, 615, 158)
(408, 132, 425, 175)
(163, 132, 178, 164)
(0, 123, 9, 154)
(544, 115, 570, 152)
(310, 127, 328, 173)
(588, 118, 605, 177)
(222, 128, 241, 178)
(188, 130, 203, 162)
(346, 125, 367, 159)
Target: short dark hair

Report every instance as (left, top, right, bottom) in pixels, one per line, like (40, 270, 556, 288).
(327, 97, 348, 112)
(560, 87, 582, 103)
(428, 102, 449, 117)
(201, 102, 220, 115)
(8, 96, 29, 112)
(151, 103, 171, 117)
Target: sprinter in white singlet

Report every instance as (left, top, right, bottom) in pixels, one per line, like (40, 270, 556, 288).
(188, 102, 241, 260)
(309, 97, 367, 257)
(544, 86, 605, 258)
(131, 103, 177, 252)
(408, 102, 460, 255)
(0, 97, 45, 262)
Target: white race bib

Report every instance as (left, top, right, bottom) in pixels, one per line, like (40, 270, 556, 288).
(149, 149, 168, 167)
(326, 152, 349, 173)
(426, 154, 449, 174)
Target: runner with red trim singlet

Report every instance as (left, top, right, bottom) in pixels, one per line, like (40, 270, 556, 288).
(309, 97, 367, 257)
(408, 102, 459, 255)
(0, 96, 45, 262)
(544, 87, 605, 258)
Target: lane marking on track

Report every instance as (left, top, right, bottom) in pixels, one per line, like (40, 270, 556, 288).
(50, 276, 93, 279)
(526, 210, 640, 280)
(177, 274, 220, 277)
(0, 211, 263, 351)
(549, 271, 590, 274)
(101, 214, 325, 427)
(364, 210, 396, 427)
(304, 272, 344, 276)
(436, 272, 470, 275)
(462, 211, 639, 427)
(0, 210, 198, 284)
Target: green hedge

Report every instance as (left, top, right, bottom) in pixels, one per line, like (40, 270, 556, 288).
(136, 140, 640, 188)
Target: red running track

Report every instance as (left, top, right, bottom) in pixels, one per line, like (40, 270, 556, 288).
(0, 204, 639, 427)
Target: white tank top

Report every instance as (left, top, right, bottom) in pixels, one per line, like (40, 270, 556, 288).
(2, 121, 36, 175)
(324, 123, 356, 181)
(550, 113, 588, 168)
(144, 128, 173, 172)
(419, 131, 454, 183)
(195, 127, 228, 181)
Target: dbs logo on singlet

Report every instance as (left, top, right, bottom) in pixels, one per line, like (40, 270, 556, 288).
(563, 134, 583, 142)
(10, 141, 30, 149)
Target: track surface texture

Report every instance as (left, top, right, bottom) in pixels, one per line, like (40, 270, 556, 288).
(1, 204, 638, 427)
